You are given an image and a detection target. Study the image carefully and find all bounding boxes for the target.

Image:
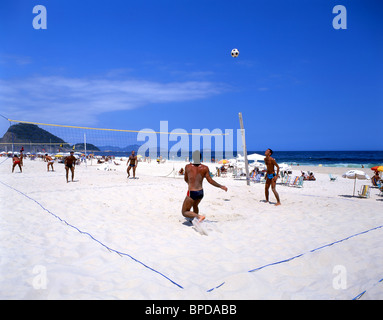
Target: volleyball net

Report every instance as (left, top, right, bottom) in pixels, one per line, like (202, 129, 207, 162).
(0, 117, 243, 161)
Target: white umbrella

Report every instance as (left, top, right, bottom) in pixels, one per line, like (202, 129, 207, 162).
(342, 170, 370, 196)
(279, 163, 292, 173)
(247, 153, 265, 161)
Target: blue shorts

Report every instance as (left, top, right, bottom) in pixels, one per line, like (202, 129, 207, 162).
(267, 173, 276, 180)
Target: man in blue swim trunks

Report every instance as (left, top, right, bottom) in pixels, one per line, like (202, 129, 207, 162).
(182, 151, 228, 222)
(127, 151, 138, 178)
(264, 148, 281, 206)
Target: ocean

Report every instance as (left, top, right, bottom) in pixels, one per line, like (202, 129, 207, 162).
(259, 150, 383, 168)
(95, 150, 383, 168)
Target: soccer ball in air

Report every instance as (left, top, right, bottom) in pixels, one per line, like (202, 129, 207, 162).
(231, 48, 239, 58)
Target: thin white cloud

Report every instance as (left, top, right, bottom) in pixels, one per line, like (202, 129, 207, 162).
(0, 76, 224, 125)
(0, 54, 32, 66)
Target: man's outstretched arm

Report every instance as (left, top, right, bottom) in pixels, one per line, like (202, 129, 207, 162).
(205, 171, 228, 191)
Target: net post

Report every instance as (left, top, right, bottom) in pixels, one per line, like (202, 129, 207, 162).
(84, 133, 87, 168)
(238, 112, 250, 186)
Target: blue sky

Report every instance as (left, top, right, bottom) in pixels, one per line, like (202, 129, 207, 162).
(1, 0, 382, 151)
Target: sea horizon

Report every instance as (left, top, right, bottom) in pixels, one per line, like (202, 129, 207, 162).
(88, 150, 383, 168)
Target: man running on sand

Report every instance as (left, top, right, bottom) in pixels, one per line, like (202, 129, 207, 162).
(264, 148, 281, 206)
(65, 151, 77, 183)
(182, 151, 228, 222)
(127, 151, 138, 178)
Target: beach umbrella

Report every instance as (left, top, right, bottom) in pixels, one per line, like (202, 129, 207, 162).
(342, 170, 370, 196)
(372, 166, 383, 172)
(247, 153, 265, 162)
(218, 159, 229, 164)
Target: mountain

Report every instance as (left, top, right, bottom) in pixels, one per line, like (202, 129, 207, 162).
(72, 143, 100, 152)
(0, 123, 100, 152)
(0, 123, 66, 144)
(98, 144, 142, 152)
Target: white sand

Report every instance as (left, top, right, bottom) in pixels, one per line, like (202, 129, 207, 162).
(1, 157, 382, 300)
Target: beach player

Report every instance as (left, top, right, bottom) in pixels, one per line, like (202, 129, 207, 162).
(127, 151, 138, 178)
(65, 151, 76, 183)
(264, 148, 281, 206)
(182, 151, 228, 222)
(19, 151, 24, 167)
(45, 154, 55, 171)
(12, 155, 22, 173)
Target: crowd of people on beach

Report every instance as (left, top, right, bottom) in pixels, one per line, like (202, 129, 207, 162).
(5, 147, 313, 209)
(6, 147, 382, 228)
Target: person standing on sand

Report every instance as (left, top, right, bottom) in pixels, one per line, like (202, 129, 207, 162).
(182, 151, 228, 223)
(45, 154, 55, 171)
(12, 155, 22, 173)
(264, 148, 281, 206)
(127, 151, 138, 178)
(65, 151, 76, 183)
(19, 151, 24, 167)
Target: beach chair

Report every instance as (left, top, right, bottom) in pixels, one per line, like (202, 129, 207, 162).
(296, 176, 304, 188)
(358, 185, 370, 198)
(289, 176, 299, 187)
(282, 175, 291, 186)
(281, 174, 290, 185)
(290, 176, 304, 188)
(329, 174, 337, 181)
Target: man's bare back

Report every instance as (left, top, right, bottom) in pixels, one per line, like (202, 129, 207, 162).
(182, 158, 227, 222)
(184, 163, 208, 191)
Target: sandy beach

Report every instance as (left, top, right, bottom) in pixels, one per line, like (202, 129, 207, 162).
(0, 157, 382, 300)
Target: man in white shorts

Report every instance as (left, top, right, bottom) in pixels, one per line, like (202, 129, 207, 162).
(45, 154, 55, 171)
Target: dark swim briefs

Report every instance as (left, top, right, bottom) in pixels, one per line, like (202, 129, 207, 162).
(267, 173, 276, 180)
(187, 189, 204, 201)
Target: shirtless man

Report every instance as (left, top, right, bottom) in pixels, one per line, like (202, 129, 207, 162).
(127, 151, 138, 178)
(65, 151, 76, 183)
(45, 154, 55, 171)
(264, 148, 281, 206)
(12, 155, 22, 173)
(19, 151, 24, 167)
(182, 151, 228, 222)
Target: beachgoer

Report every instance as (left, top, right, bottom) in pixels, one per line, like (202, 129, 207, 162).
(65, 151, 76, 183)
(45, 154, 55, 171)
(372, 171, 381, 186)
(19, 151, 24, 166)
(127, 151, 138, 178)
(308, 172, 316, 181)
(12, 155, 22, 173)
(264, 148, 281, 206)
(182, 151, 228, 222)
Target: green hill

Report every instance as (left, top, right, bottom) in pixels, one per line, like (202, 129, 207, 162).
(0, 123, 66, 145)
